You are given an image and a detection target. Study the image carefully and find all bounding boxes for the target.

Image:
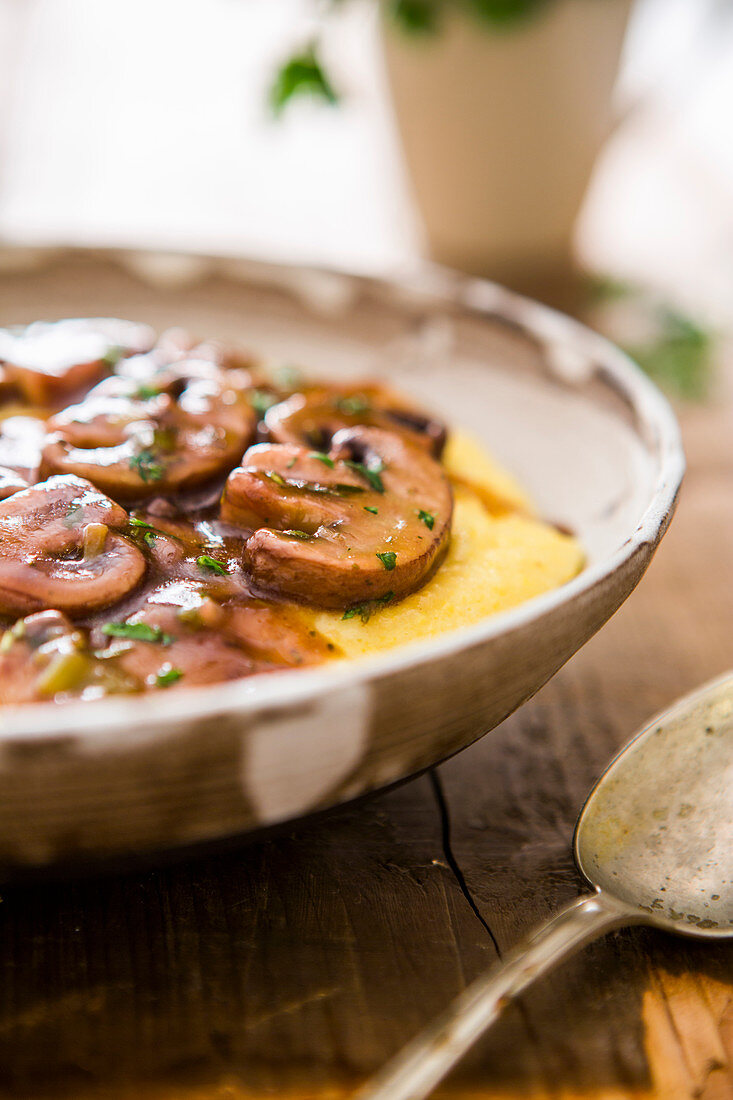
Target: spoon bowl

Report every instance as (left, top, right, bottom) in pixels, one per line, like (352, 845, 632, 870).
(577, 671, 733, 937)
(359, 672, 733, 1100)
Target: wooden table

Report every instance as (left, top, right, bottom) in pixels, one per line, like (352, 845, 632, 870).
(0, 360, 731, 1100)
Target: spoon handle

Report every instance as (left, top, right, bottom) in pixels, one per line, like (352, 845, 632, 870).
(356, 891, 636, 1100)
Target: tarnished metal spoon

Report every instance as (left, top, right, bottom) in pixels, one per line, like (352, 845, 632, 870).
(358, 673, 733, 1100)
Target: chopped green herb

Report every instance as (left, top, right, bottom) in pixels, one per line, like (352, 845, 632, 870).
(273, 365, 302, 390)
(102, 622, 172, 644)
(143, 530, 157, 548)
(418, 509, 435, 530)
(152, 426, 177, 452)
(63, 503, 84, 528)
(344, 459, 385, 494)
(197, 554, 228, 576)
(364, 505, 379, 515)
(332, 482, 366, 496)
(129, 517, 153, 530)
(342, 591, 394, 623)
(129, 450, 164, 483)
(249, 388, 278, 418)
(376, 551, 397, 571)
(286, 456, 297, 469)
(156, 664, 183, 687)
(336, 394, 371, 416)
(282, 529, 312, 540)
(102, 345, 124, 367)
(308, 451, 335, 468)
(266, 470, 287, 487)
(134, 383, 161, 401)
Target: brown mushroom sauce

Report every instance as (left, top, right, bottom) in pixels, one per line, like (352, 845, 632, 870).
(0, 318, 455, 704)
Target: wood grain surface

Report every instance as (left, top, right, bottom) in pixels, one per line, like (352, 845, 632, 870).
(0, 339, 730, 1099)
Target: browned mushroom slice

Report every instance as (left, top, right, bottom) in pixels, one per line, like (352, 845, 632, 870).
(0, 318, 154, 406)
(0, 414, 52, 486)
(0, 467, 30, 500)
(102, 605, 272, 689)
(0, 475, 146, 617)
(222, 426, 452, 608)
(265, 383, 447, 457)
(41, 372, 256, 501)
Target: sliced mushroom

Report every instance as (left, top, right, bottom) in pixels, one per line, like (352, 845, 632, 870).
(0, 467, 30, 500)
(0, 415, 46, 484)
(103, 604, 269, 688)
(222, 426, 452, 607)
(0, 318, 154, 406)
(0, 475, 146, 616)
(265, 383, 447, 457)
(41, 370, 256, 501)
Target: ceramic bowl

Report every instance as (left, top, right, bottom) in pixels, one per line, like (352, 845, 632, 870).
(0, 249, 684, 872)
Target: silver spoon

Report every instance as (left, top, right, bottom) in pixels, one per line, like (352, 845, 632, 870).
(357, 672, 733, 1100)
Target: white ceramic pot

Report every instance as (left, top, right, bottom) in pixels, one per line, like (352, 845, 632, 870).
(382, 0, 633, 295)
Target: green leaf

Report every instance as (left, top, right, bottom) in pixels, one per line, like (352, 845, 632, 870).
(376, 551, 397, 571)
(269, 41, 339, 117)
(387, 0, 441, 34)
(625, 309, 715, 401)
(364, 506, 379, 515)
(463, 0, 548, 29)
(102, 622, 172, 644)
(282, 529, 312, 540)
(197, 554, 228, 576)
(418, 509, 435, 530)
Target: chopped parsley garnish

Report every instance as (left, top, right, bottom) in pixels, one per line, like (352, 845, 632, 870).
(129, 449, 164, 483)
(336, 394, 371, 416)
(197, 554, 228, 576)
(273, 365, 302, 389)
(286, 456, 297, 469)
(102, 345, 124, 367)
(332, 482, 365, 495)
(282, 529, 312, 540)
(308, 451, 335, 468)
(344, 459, 385, 494)
(376, 551, 397, 571)
(364, 505, 379, 515)
(342, 591, 394, 623)
(129, 517, 153, 529)
(102, 622, 172, 644)
(156, 664, 183, 687)
(265, 470, 287, 487)
(134, 383, 161, 401)
(249, 389, 278, 418)
(63, 503, 84, 528)
(418, 509, 435, 530)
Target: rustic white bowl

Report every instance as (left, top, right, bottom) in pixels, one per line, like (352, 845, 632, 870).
(0, 251, 684, 871)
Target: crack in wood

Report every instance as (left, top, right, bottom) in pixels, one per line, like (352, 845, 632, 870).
(429, 768, 502, 960)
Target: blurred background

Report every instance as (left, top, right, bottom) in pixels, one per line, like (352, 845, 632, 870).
(0, 0, 731, 397)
